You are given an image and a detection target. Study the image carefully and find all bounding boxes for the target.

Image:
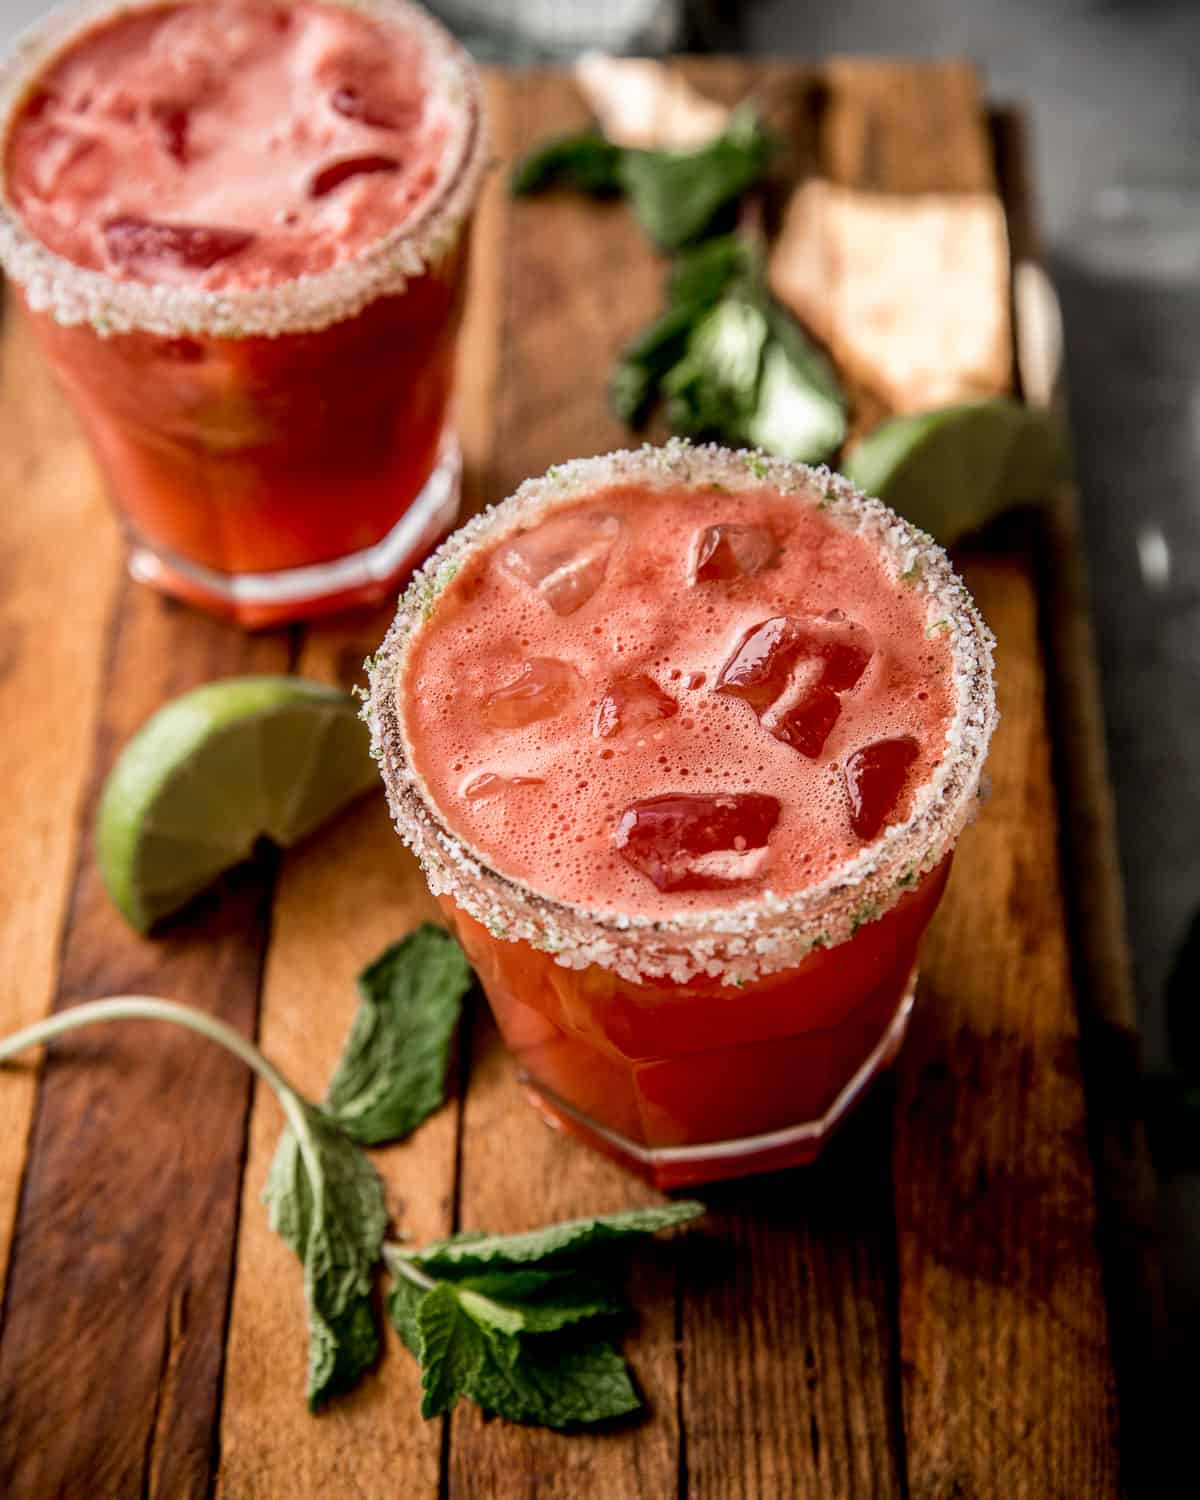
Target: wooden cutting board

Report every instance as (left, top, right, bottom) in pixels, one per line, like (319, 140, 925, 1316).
(0, 59, 1158, 1498)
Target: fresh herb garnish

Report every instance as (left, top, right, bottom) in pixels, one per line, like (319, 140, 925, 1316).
(613, 232, 846, 463)
(509, 132, 623, 198)
(385, 1202, 702, 1426)
(512, 104, 772, 250)
(0, 930, 703, 1426)
(263, 1099, 390, 1407)
(323, 925, 473, 1146)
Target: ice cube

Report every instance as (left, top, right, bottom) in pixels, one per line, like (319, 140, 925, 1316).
(593, 674, 678, 739)
(844, 736, 919, 840)
(498, 512, 621, 616)
(482, 659, 579, 729)
(614, 792, 780, 892)
(102, 215, 255, 272)
(715, 616, 810, 709)
(462, 771, 546, 800)
(716, 615, 873, 758)
(768, 686, 842, 759)
(309, 153, 400, 198)
(690, 523, 779, 584)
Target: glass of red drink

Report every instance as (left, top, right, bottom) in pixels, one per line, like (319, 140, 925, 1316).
(0, 0, 486, 627)
(368, 442, 997, 1188)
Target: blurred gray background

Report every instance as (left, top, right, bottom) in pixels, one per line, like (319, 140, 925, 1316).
(5, 0, 1199, 1457)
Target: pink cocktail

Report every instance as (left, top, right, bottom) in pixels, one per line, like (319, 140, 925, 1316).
(369, 443, 996, 1187)
(0, 0, 486, 626)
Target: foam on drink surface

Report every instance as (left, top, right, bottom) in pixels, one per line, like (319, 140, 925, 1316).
(401, 479, 955, 920)
(4, 0, 449, 289)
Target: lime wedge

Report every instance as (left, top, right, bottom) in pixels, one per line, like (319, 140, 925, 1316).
(97, 676, 379, 933)
(843, 397, 1071, 544)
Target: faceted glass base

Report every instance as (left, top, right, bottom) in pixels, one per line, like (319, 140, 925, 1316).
(519, 975, 917, 1190)
(127, 435, 462, 628)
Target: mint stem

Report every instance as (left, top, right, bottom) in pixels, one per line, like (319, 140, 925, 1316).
(0, 995, 313, 1141)
(383, 1242, 438, 1293)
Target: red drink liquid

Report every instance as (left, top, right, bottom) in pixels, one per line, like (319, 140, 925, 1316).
(0, 0, 486, 626)
(370, 444, 996, 1188)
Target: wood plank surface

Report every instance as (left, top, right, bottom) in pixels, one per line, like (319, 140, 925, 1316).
(813, 62, 1120, 1494)
(0, 311, 122, 1309)
(0, 55, 1132, 1500)
(0, 582, 289, 1498)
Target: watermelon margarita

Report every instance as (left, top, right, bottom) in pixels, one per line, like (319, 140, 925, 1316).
(369, 443, 996, 1187)
(0, 0, 485, 626)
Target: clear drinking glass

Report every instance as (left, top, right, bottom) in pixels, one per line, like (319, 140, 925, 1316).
(367, 443, 997, 1188)
(0, 0, 487, 627)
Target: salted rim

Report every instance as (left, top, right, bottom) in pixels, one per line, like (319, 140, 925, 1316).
(0, 0, 487, 338)
(366, 439, 999, 986)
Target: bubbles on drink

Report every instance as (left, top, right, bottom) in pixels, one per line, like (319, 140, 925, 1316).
(498, 512, 621, 615)
(481, 658, 579, 729)
(614, 793, 781, 892)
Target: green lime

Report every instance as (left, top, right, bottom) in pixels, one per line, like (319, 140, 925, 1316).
(843, 397, 1071, 545)
(97, 676, 379, 933)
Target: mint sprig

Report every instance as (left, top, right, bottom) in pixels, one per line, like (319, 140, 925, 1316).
(383, 1203, 701, 1428)
(400, 1202, 704, 1273)
(614, 232, 846, 463)
(0, 939, 704, 1427)
(511, 105, 772, 250)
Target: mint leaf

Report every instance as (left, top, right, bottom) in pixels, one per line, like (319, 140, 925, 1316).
(387, 1269, 423, 1353)
(743, 342, 847, 462)
(610, 302, 702, 428)
(263, 1101, 388, 1410)
(616, 106, 772, 249)
(467, 1334, 640, 1428)
(510, 131, 623, 196)
(665, 296, 769, 437)
(308, 1293, 380, 1408)
(667, 231, 746, 308)
(511, 110, 771, 250)
(407, 1201, 704, 1274)
(324, 924, 472, 1146)
(611, 229, 845, 461)
(416, 1281, 489, 1418)
(457, 1270, 624, 1333)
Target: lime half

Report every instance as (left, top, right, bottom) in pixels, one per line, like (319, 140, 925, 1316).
(97, 676, 379, 933)
(843, 397, 1071, 545)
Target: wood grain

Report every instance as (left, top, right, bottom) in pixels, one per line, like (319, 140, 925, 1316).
(0, 583, 289, 1500)
(811, 60, 1122, 1499)
(215, 614, 452, 1500)
(0, 309, 122, 1310)
(680, 1095, 906, 1500)
(992, 106, 1163, 1493)
(822, 57, 995, 193)
(895, 558, 1120, 1496)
